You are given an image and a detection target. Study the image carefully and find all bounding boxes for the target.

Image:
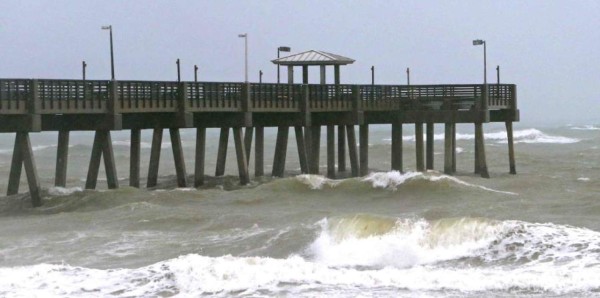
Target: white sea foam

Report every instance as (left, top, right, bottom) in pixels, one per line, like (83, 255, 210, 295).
(570, 125, 600, 131)
(362, 171, 517, 195)
(47, 186, 83, 196)
(3, 218, 600, 296)
(295, 174, 342, 189)
(577, 177, 590, 182)
(388, 128, 579, 144)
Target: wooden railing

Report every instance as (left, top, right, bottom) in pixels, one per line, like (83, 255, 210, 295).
(0, 79, 516, 115)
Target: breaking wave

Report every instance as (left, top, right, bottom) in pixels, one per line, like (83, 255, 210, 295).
(390, 128, 579, 144)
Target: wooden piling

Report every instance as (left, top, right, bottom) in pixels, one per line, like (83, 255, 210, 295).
(506, 121, 516, 174)
(85, 131, 104, 190)
(55, 130, 69, 187)
(391, 122, 403, 172)
(451, 123, 457, 173)
(7, 134, 23, 196)
(444, 123, 453, 174)
(255, 126, 264, 177)
(426, 123, 434, 170)
(347, 125, 359, 177)
(129, 129, 141, 188)
(415, 123, 424, 171)
(244, 127, 253, 166)
(327, 125, 335, 178)
(359, 124, 369, 176)
(337, 125, 346, 172)
(309, 126, 321, 174)
(215, 127, 229, 177)
(294, 126, 308, 174)
(101, 130, 119, 189)
(272, 126, 289, 177)
(169, 128, 187, 187)
(232, 127, 250, 185)
(475, 123, 490, 178)
(19, 133, 41, 206)
(474, 125, 480, 174)
(146, 128, 163, 188)
(194, 127, 206, 187)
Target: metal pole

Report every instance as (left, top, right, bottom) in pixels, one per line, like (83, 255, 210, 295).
(371, 66, 374, 85)
(176, 59, 181, 82)
(497, 65, 500, 84)
(109, 27, 115, 80)
(82, 61, 87, 81)
(406, 67, 410, 85)
(277, 49, 280, 84)
(244, 34, 248, 83)
(194, 65, 198, 82)
(259, 70, 263, 83)
(483, 41, 488, 110)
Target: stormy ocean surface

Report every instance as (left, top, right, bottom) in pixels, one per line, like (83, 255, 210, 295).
(0, 122, 599, 297)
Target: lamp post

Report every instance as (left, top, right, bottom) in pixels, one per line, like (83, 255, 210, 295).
(472, 39, 487, 106)
(238, 33, 248, 82)
(82, 61, 87, 81)
(371, 66, 375, 85)
(406, 67, 410, 85)
(176, 58, 181, 82)
(101, 25, 115, 80)
(194, 65, 198, 82)
(259, 70, 263, 83)
(277, 46, 291, 84)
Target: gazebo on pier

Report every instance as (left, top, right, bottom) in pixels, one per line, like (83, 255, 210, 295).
(272, 50, 355, 84)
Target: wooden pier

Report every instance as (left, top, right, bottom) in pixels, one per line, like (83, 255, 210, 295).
(0, 78, 518, 206)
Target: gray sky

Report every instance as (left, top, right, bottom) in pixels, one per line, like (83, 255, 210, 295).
(1, 1, 598, 125)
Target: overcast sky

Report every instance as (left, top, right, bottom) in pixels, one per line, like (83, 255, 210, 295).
(1, 1, 598, 125)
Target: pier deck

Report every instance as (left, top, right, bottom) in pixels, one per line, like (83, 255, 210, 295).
(0, 79, 518, 206)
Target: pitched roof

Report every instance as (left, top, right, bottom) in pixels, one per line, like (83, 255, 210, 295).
(272, 50, 355, 66)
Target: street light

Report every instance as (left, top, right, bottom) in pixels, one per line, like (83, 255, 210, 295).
(101, 25, 115, 80)
(277, 46, 291, 84)
(82, 61, 87, 81)
(259, 70, 263, 83)
(472, 39, 487, 103)
(194, 65, 198, 82)
(238, 33, 248, 83)
(176, 58, 181, 82)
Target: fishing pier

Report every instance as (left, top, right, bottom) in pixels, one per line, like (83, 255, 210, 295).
(0, 50, 519, 206)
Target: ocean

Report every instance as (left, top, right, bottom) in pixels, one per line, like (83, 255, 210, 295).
(0, 122, 599, 297)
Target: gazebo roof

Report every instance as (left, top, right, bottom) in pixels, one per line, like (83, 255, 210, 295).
(272, 50, 355, 66)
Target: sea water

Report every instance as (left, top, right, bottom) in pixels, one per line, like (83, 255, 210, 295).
(0, 123, 599, 297)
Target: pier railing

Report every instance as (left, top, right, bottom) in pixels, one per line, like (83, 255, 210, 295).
(0, 79, 516, 115)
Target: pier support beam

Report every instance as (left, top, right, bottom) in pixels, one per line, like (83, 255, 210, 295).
(146, 128, 163, 188)
(475, 123, 490, 178)
(426, 123, 434, 170)
(244, 127, 253, 167)
(295, 126, 308, 174)
(272, 126, 289, 177)
(337, 125, 346, 172)
(86, 130, 118, 190)
(7, 132, 41, 207)
(359, 124, 369, 176)
(415, 122, 425, 171)
(347, 125, 359, 177)
(169, 128, 188, 187)
(309, 126, 321, 174)
(194, 127, 206, 187)
(444, 123, 454, 174)
(452, 123, 457, 173)
(215, 127, 229, 177)
(506, 121, 517, 174)
(233, 127, 250, 185)
(255, 126, 264, 177)
(55, 130, 70, 187)
(129, 129, 141, 188)
(391, 122, 403, 172)
(327, 125, 335, 178)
